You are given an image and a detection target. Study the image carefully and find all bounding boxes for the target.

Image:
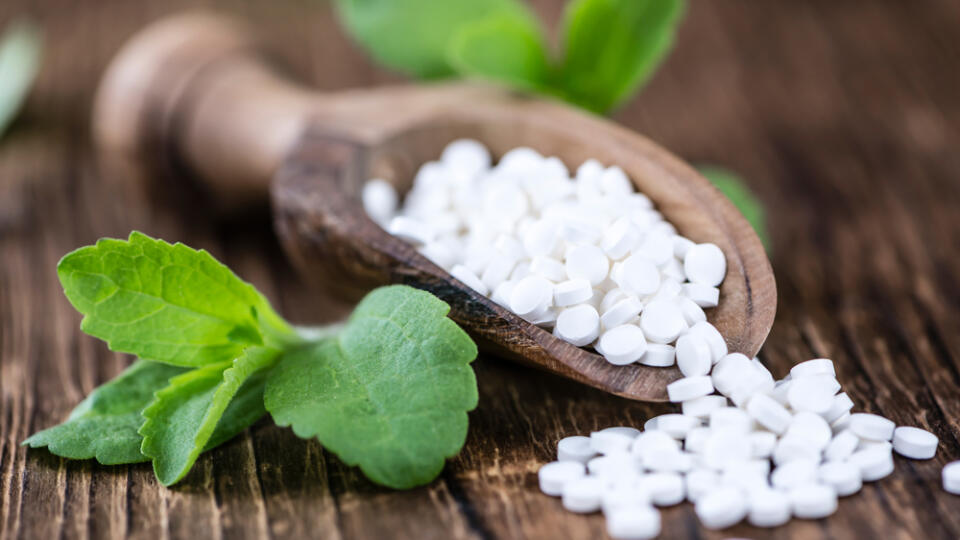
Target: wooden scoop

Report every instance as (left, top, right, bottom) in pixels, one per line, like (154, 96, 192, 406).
(92, 13, 776, 402)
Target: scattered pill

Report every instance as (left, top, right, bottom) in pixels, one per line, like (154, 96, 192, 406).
(943, 461, 960, 495)
(747, 393, 793, 434)
(790, 358, 836, 379)
(848, 446, 895, 481)
(771, 459, 818, 490)
(892, 426, 938, 460)
(787, 374, 839, 414)
(539, 461, 585, 496)
(824, 429, 860, 462)
(819, 461, 862, 496)
(695, 486, 747, 529)
(509, 275, 553, 318)
(554, 304, 601, 347)
(849, 413, 896, 442)
(748, 488, 791, 527)
(639, 343, 676, 367)
(562, 476, 605, 513)
(601, 296, 643, 328)
(362, 178, 398, 225)
(450, 264, 488, 296)
(682, 395, 727, 419)
(558, 436, 597, 463)
(640, 300, 686, 344)
(598, 325, 648, 365)
(605, 506, 661, 540)
(682, 283, 719, 308)
(667, 376, 714, 402)
(646, 472, 685, 506)
(591, 428, 638, 455)
(675, 334, 712, 377)
(684, 243, 726, 287)
(789, 483, 838, 519)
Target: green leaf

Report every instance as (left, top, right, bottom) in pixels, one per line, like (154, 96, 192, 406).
(447, 13, 552, 95)
(0, 18, 42, 138)
(333, 0, 534, 79)
(559, 0, 685, 113)
(57, 231, 295, 368)
(139, 346, 278, 485)
(264, 285, 478, 489)
(23, 360, 187, 464)
(699, 166, 770, 250)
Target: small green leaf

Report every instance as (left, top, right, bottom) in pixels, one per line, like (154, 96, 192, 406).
(447, 13, 552, 95)
(23, 360, 187, 464)
(0, 18, 42, 138)
(333, 0, 534, 79)
(264, 285, 478, 489)
(699, 166, 770, 250)
(57, 231, 295, 368)
(139, 346, 278, 485)
(559, 0, 685, 113)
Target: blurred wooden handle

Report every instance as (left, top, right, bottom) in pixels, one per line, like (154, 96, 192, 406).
(93, 13, 322, 208)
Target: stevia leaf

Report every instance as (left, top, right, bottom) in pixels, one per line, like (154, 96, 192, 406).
(699, 166, 771, 250)
(559, 0, 685, 113)
(23, 360, 187, 465)
(333, 0, 535, 79)
(0, 19, 42, 138)
(264, 285, 478, 489)
(56, 231, 295, 368)
(139, 346, 278, 485)
(447, 13, 552, 95)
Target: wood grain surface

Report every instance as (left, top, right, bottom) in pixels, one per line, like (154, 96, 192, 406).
(3, 0, 960, 538)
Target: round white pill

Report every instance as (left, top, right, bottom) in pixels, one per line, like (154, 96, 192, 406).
(682, 395, 727, 419)
(787, 374, 839, 414)
(789, 483, 838, 519)
(667, 376, 714, 403)
(601, 296, 643, 329)
(646, 472, 685, 506)
(772, 435, 822, 465)
(682, 283, 720, 308)
(441, 139, 490, 175)
(675, 333, 712, 377)
(684, 427, 710, 454)
(598, 325, 648, 365)
(450, 264, 489, 296)
(695, 486, 747, 529)
(566, 245, 609, 285)
(849, 413, 896, 441)
(824, 429, 860, 462)
(481, 253, 517, 290)
(892, 426, 938, 460)
(943, 461, 960, 495)
(362, 179, 398, 224)
(684, 243, 726, 287)
(822, 392, 855, 424)
(631, 430, 679, 463)
(819, 461, 862, 496)
(748, 488, 791, 527)
(600, 288, 630, 312)
(601, 481, 651, 515)
(587, 452, 638, 477)
(848, 446, 895, 481)
(688, 322, 728, 363)
(605, 505, 661, 540)
(554, 279, 594, 307)
(639, 300, 686, 344)
(746, 393, 793, 434)
(619, 254, 661, 296)
(509, 275, 553, 318)
(639, 343, 676, 367)
(538, 461, 585, 496)
(602, 217, 641, 260)
(554, 305, 601, 347)
(711, 353, 753, 395)
(598, 165, 632, 196)
(790, 358, 836, 379)
(591, 427, 637, 455)
(676, 296, 707, 326)
(771, 458, 818, 490)
(562, 476, 604, 513)
(672, 236, 695, 258)
(557, 436, 597, 463)
(786, 412, 833, 450)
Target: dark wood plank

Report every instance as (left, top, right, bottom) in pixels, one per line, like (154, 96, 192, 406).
(2, 0, 960, 539)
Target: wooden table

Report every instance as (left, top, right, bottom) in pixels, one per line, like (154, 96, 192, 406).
(3, 1, 960, 538)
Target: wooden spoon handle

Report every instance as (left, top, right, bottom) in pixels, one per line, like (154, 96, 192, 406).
(93, 13, 322, 209)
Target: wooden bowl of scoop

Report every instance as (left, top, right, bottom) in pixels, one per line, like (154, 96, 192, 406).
(92, 13, 776, 402)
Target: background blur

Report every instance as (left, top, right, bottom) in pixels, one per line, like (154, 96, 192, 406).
(2, 1, 959, 539)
